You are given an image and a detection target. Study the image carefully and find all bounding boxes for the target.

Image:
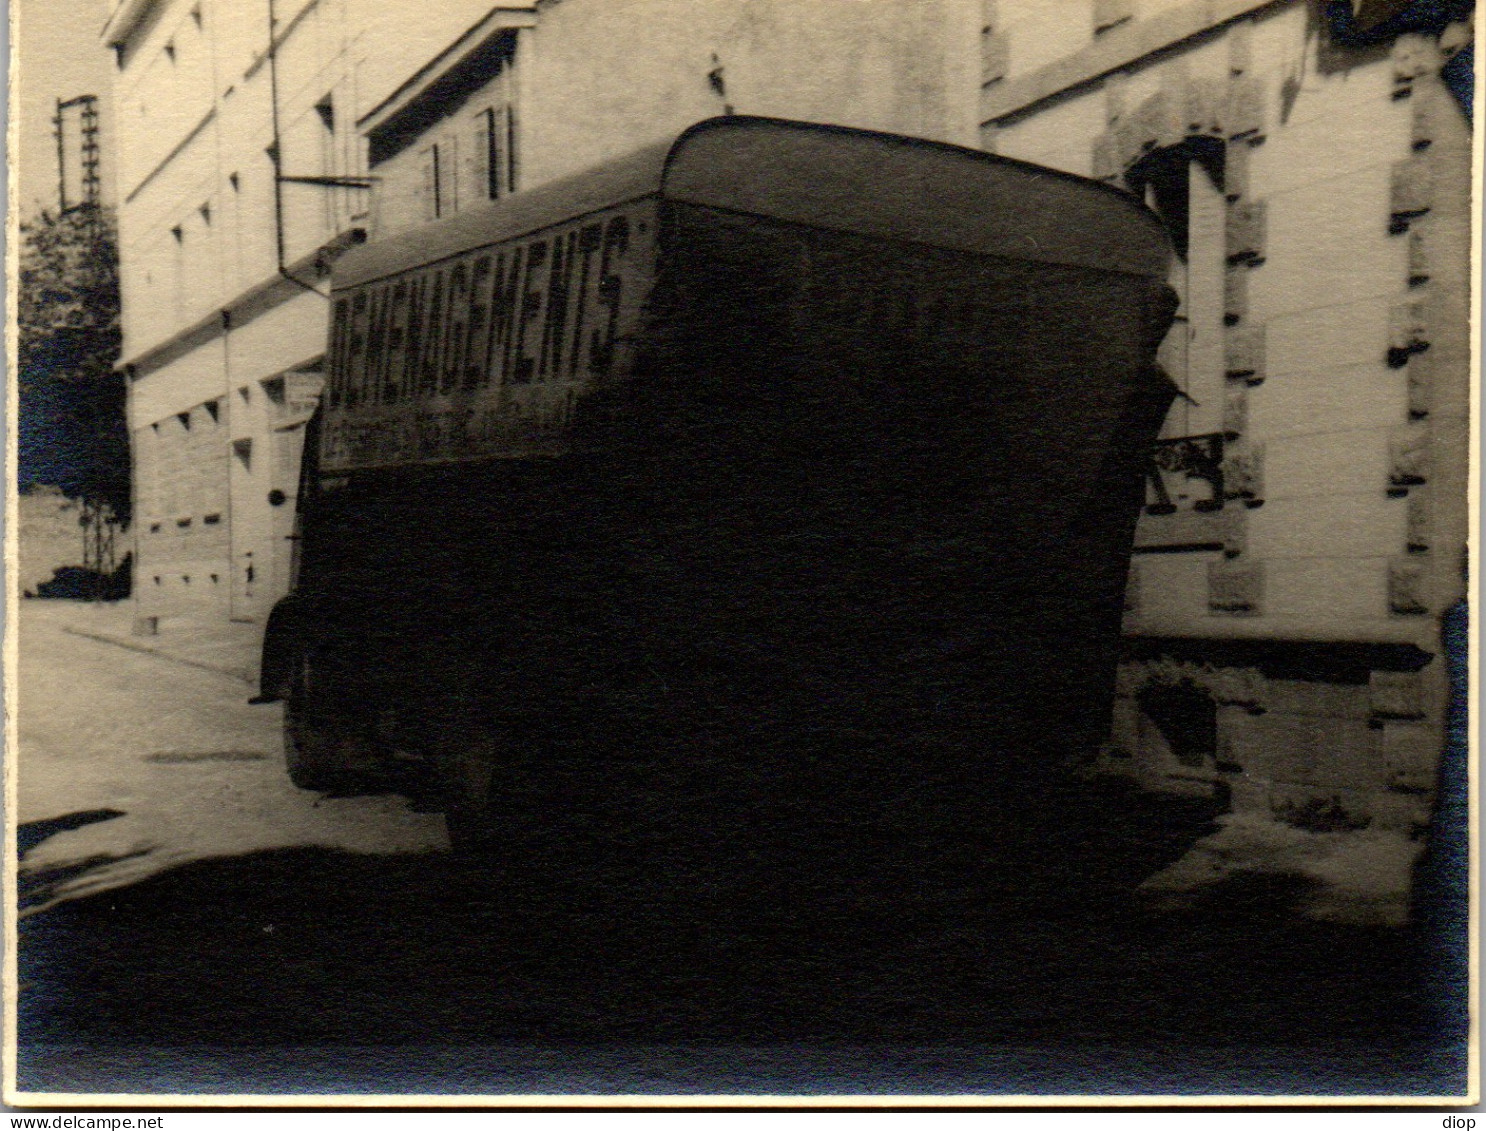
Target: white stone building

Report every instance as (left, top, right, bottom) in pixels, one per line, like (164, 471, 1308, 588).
(107, 0, 1473, 839)
(104, 0, 537, 625)
(108, 0, 979, 627)
(980, 0, 1472, 832)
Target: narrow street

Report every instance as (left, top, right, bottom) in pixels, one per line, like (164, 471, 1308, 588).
(15, 602, 1468, 1098)
(17, 601, 447, 912)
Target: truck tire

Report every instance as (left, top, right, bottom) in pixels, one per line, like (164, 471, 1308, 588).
(283, 651, 364, 793)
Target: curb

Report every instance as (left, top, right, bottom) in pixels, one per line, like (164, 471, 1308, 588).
(60, 625, 256, 685)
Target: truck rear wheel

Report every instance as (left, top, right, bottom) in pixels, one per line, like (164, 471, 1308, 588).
(283, 651, 368, 793)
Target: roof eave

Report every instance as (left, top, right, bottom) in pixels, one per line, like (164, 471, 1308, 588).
(100, 0, 159, 49)
(357, 6, 537, 138)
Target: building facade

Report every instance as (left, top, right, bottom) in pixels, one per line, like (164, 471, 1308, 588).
(107, 0, 979, 629)
(981, 0, 1472, 833)
(360, 0, 982, 239)
(104, 0, 532, 626)
(107, 0, 1472, 839)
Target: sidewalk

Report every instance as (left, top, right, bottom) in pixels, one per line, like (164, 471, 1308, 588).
(22, 598, 262, 684)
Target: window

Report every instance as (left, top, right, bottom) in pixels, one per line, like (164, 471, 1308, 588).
(473, 108, 503, 202)
(1125, 139, 1226, 441)
(440, 137, 458, 216)
(421, 144, 452, 221)
(505, 105, 517, 194)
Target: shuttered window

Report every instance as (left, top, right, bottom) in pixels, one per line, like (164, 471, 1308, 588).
(419, 144, 439, 221)
(472, 108, 501, 202)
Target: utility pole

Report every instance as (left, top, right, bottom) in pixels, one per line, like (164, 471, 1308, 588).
(55, 94, 101, 213)
(56, 93, 116, 600)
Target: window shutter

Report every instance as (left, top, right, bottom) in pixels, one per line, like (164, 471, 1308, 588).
(471, 110, 493, 202)
(503, 104, 517, 194)
(441, 134, 458, 216)
(420, 146, 439, 222)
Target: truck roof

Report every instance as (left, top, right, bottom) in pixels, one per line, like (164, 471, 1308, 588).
(334, 115, 1171, 290)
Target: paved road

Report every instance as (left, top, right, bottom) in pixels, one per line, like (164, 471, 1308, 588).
(13, 604, 1469, 1099)
(17, 604, 446, 912)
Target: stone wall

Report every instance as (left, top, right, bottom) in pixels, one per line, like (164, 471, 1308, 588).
(17, 488, 88, 597)
(986, 0, 1472, 831)
(132, 399, 232, 616)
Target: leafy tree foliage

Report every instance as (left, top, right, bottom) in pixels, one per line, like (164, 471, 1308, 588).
(17, 204, 129, 525)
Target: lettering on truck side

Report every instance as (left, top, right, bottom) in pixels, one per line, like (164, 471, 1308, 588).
(321, 206, 650, 470)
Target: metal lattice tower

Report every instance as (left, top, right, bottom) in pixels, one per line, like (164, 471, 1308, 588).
(81, 498, 117, 591)
(55, 94, 101, 212)
(56, 93, 118, 596)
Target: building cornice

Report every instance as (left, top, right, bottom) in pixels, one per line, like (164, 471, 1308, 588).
(357, 6, 536, 136)
(242, 0, 322, 83)
(122, 230, 364, 381)
(981, 0, 1288, 127)
(101, 0, 161, 49)
(123, 106, 216, 205)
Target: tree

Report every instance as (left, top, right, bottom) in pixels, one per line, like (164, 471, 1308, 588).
(17, 203, 129, 526)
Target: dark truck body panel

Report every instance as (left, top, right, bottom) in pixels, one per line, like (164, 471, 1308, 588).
(264, 116, 1177, 902)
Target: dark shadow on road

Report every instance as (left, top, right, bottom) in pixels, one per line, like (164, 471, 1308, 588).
(19, 850, 156, 915)
(17, 809, 126, 857)
(15, 779, 1469, 1097)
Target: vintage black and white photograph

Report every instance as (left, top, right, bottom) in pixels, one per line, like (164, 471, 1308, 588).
(6, 0, 1478, 1106)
